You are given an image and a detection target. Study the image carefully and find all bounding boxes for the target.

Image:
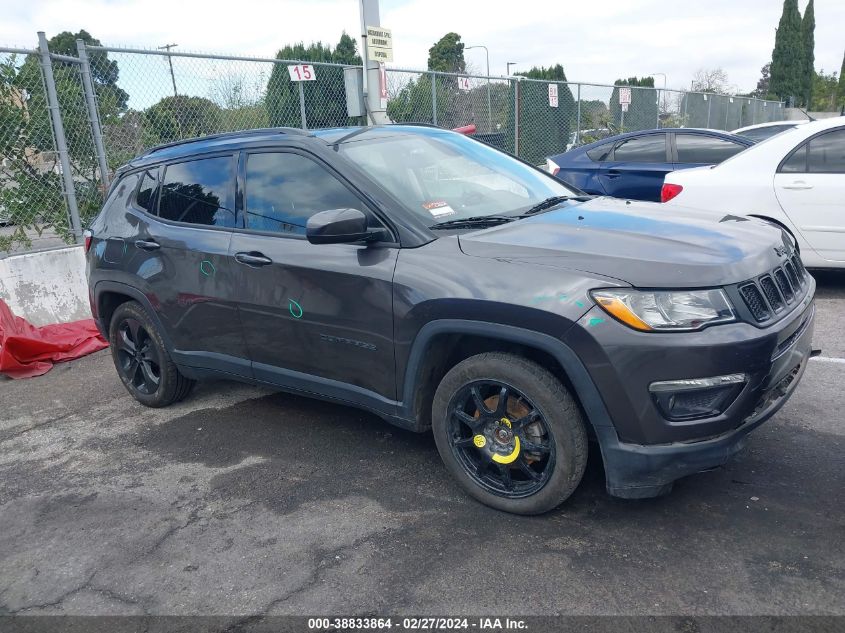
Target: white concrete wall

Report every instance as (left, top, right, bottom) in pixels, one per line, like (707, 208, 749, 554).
(783, 108, 843, 121)
(0, 245, 90, 326)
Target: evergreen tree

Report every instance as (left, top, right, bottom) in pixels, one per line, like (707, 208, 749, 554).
(609, 77, 658, 132)
(266, 32, 363, 128)
(514, 65, 576, 164)
(800, 0, 815, 107)
(427, 33, 465, 73)
(838, 50, 845, 110)
(769, 0, 804, 103)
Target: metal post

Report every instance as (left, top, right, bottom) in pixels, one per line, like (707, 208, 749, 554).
(706, 95, 712, 128)
(158, 43, 179, 97)
(38, 31, 83, 243)
(512, 77, 518, 153)
(76, 39, 110, 192)
(656, 89, 661, 128)
(575, 83, 581, 145)
(683, 90, 688, 124)
(431, 72, 438, 126)
(359, 0, 389, 124)
(298, 82, 307, 130)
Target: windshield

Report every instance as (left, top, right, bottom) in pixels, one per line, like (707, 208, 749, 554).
(338, 131, 577, 226)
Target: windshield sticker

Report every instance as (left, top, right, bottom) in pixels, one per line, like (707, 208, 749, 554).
(423, 201, 456, 218)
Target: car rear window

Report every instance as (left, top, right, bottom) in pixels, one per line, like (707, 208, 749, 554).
(158, 157, 235, 227)
(739, 125, 794, 142)
(676, 134, 745, 164)
(586, 142, 613, 162)
(612, 135, 666, 162)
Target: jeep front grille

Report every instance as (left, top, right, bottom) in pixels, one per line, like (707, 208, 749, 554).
(760, 275, 784, 312)
(737, 251, 809, 323)
(739, 284, 770, 322)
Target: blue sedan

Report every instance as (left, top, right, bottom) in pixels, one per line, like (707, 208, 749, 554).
(545, 128, 755, 202)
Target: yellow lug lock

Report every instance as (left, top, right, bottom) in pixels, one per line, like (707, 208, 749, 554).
(473, 435, 487, 448)
(492, 436, 520, 464)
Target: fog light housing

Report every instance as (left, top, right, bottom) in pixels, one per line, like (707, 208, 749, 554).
(649, 373, 747, 421)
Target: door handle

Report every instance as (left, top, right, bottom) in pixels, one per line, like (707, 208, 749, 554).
(782, 181, 813, 190)
(235, 251, 273, 267)
(134, 239, 160, 251)
(606, 170, 622, 178)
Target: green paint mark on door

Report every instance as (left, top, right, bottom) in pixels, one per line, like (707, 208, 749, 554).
(289, 299, 303, 319)
(200, 260, 216, 277)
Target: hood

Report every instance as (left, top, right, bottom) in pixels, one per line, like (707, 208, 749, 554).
(458, 197, 793, 287)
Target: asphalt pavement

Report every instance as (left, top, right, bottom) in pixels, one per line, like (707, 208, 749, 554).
(0, 271, 843, 620)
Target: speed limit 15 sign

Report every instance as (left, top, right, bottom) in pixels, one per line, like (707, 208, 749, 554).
(287, 64, 316, 81)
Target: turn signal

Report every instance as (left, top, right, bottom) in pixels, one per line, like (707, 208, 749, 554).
(83, 229, 93, 254)
(660, 183, 683, 202)
(592, 294, 653, 331)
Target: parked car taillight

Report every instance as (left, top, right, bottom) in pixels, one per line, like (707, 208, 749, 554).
(83, 229, 92, 254)
(661, 183, 683, 203)
(546, 158, 560, 176)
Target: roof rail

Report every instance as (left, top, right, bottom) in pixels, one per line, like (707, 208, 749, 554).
(141, 127, 310, 157)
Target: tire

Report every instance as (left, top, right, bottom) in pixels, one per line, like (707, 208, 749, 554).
(432, 352, 588, 515)
(109, 301, 195, 407)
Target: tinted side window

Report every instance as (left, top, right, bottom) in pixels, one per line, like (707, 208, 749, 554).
(807, 129, 845, 173)
(245, 152, 366, 235)
(158, 157, 234, 227)
(612, 135, 666, 162)
(135, 167, 160, 213)
(780, 146, 807, 173)
(586, 143, 614, 162)
(676, 135, 745, 164)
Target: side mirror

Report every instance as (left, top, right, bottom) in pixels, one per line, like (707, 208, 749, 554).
(306, 208, 379, 245)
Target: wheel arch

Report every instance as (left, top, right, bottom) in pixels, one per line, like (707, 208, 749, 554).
(400, 320, 615, 439)
(94, 281, 174, 350)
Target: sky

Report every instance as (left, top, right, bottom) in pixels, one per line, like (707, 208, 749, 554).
(1, 0, 842, 95)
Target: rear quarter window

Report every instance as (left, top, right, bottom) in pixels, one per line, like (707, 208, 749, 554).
(586, 143, 613, 161)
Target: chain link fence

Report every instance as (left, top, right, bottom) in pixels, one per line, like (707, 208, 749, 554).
(1, 36, 785, 255)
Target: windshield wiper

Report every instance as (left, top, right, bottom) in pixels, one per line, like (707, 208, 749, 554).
(429, 215, 517, 230)
(519, 195, 595, 217)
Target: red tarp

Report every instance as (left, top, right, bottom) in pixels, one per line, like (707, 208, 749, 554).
(0, 300, 109, 379)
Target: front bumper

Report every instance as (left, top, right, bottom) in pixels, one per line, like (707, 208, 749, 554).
(564, 280, 816, 499)
(596, 349, 809, 498)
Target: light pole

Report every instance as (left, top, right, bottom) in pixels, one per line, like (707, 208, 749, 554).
(651, 72, 667, 127)
(506, 62, 518, 76)
(467, 45, 492, 132)
(158, 43, 179, 97)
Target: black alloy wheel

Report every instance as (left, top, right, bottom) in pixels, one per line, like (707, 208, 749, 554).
(115, 317, 161, 395)
(108, 301, 195, 407)
(447, 380, 555, 499)
(432, 352, 588, 515)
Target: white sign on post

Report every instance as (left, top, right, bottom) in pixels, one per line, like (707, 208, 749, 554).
(621, 103, 629, 112)
(619, 87, 632, 105)
(366, 25, 394, 62)
(458, 76, 471, 92)
(548, 83, 559, 108)
(287, 64, 316, 81)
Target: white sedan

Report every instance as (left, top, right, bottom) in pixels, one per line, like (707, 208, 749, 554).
(662, 116, 845, 268)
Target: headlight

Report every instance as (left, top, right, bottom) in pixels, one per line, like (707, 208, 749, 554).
(590, 288, 736, 332)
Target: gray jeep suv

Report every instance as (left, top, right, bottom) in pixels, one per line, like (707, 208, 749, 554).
(86, 125, 816, 514)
